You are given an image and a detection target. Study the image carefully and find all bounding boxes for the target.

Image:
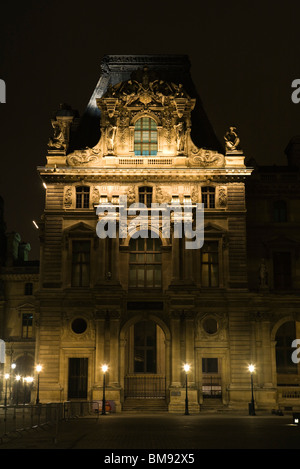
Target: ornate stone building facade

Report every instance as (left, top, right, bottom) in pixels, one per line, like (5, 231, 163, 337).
(1, 55, 300, 413)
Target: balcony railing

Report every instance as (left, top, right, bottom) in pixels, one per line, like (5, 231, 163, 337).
(118, 158, 173, 166)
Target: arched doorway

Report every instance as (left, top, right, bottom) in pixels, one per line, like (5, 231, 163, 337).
(120, 314, 170, 412)
(12, 354, 34, 404)
(124, 319, 166, 399)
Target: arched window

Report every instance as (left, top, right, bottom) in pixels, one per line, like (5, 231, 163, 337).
(134, 117, 157, 156)
(129, 231, 162, 288)
(134, 320, 157, 373)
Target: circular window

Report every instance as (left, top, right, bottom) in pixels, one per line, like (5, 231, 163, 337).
(203, 317, 218, 334)
(71, 318, 87, 334)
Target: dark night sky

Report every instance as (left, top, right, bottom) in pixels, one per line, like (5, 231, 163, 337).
(1, 0, 300, 259)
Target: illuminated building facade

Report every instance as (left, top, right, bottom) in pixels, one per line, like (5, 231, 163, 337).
(1, 55, 300, 413)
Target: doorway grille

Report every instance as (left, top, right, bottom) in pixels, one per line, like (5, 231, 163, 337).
(124, 375, 166, 398)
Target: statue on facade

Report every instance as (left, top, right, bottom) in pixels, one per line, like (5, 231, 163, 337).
(174, 121, 186, 153)
(106, 123, 117, 153)
(224, 126, 240, 152)
(259, 258, 268, 288)
(48, 120, 67, 150)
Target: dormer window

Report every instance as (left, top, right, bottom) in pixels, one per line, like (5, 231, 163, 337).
(76, 186, 90, 209)
(139, 186, 152, 207)
(201, 187, 215, 209)
(134, 117, 157, 156)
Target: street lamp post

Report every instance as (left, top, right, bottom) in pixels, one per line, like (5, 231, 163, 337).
(10, 363, 16, 401)
(23, 377, 27, 405)
(248, 364, 256, 416)
(101, 365, 108, 415)
(183, 364, 190, 415)
(23, 376, 33, 404)
(4, 373, 9, 407)
(15, 375, 21, 405)
(36, 365, 42, 404)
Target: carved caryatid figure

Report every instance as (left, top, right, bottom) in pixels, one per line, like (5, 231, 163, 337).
(174, 121, 186, 153)
(106, 124, 117, 152)
(224, 126, 240, 152)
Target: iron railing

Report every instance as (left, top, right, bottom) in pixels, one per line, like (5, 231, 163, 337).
(124, 375, 166, 398)
(202, 375, 222, 398)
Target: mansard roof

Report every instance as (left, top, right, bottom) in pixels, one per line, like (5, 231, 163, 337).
(70, 54, 223, 154)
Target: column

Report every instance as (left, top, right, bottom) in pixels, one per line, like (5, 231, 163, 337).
(171, 235, 180, 283)
(109, 311, 120, 386)
(184, 313, 195, 385)
(170, 312, 181, 386)
(95, 311, 106, 384)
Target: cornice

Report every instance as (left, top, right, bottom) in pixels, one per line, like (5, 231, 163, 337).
(38, 166, 252, 183)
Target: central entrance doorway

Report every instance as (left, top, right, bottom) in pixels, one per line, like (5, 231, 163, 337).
(124, 319, 167, 403)
(68, 358, 88, 399)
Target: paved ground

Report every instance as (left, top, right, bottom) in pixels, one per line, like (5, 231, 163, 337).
(0, 411, 300, 452)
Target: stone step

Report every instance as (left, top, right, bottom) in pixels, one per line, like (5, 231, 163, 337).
(123, 399, 168, 412)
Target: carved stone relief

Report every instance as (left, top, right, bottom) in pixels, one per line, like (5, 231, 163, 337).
(64, 186, 73, 208)
(217, 186, 227, 208)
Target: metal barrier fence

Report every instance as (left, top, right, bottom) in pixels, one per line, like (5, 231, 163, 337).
(0, 401, 101, 442)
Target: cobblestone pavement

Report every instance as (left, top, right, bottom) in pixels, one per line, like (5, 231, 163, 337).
(1, 412, 300, 451)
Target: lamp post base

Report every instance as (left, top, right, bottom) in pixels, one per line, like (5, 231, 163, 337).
(248, 402, 256, 415)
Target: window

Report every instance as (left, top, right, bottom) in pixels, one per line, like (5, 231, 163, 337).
(201, 187, 215, 208)
(202, 358, 218, 374)
(134, 117, 157, 156)
(273, 200, 287, 222)
(71, 241, 91, 287)
(138, 186, 152, 207)
(22, 312, 33, 338)
(71, 318, 88, 334)
(129, 231, 162, 288)
(276, 322, 297, 375)
(76, 186, 90, 209)
(201, 241, 219, 287)
(134, 321, 156, 373)
(203, 317, 218, 334)
(68, 358, 88, 399)
(273, 252, 292, 290)
(24, 282, 33, 295)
